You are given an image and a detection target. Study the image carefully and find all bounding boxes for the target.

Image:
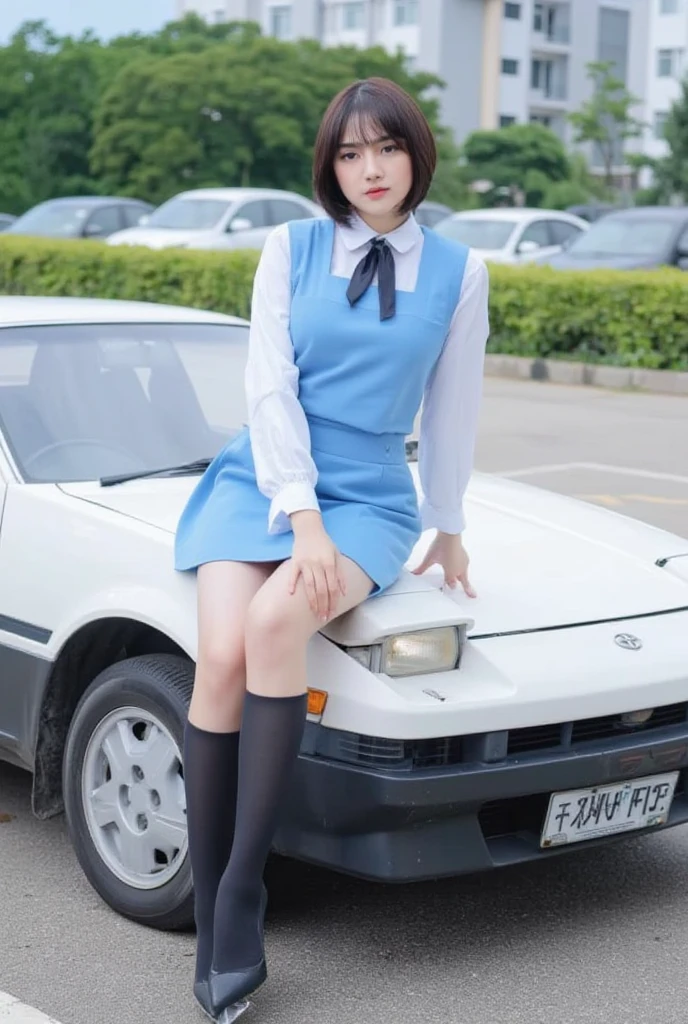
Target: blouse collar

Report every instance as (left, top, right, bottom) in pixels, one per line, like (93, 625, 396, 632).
(337, 210, 423, 254)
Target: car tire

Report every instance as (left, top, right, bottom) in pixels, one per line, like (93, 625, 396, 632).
(63, 653, 195, 931)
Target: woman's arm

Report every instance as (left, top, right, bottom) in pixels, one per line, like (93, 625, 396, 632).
(245, 224, 320, 535)
(412, 252, 490, 593)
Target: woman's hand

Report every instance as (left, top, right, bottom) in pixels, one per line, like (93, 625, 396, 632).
(289, 511, 347, 621)
(412, 532, 476, 597)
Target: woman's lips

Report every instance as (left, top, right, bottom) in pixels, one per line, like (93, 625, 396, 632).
(365, 187, 389, 199)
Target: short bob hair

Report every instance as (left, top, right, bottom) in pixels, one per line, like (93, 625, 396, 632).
(313, 77, 437, 223)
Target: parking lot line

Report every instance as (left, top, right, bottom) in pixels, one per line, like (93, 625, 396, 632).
(497, 461, 688, 486)
(0, 992, 62, 1024)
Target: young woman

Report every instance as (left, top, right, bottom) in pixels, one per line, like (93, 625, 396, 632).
(174, 77, 489, 1021)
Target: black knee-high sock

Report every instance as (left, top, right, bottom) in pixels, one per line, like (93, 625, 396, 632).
(183, 722, 240, 982)
(212, 691, 307, 972)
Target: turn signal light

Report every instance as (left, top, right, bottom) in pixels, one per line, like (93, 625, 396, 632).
(307, 688, 328, 717)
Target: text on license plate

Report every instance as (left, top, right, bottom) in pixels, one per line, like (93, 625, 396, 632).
(540, 771, 680, 848)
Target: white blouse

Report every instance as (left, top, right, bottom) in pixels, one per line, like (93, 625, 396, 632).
(244, 211, 490, 537)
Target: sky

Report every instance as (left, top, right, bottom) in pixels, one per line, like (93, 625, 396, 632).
(0, 0, 176, 44)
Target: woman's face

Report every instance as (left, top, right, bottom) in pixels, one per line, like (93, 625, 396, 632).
(334, 117, 413, 225)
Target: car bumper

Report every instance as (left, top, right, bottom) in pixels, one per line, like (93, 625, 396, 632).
(273, 722, 688, 881)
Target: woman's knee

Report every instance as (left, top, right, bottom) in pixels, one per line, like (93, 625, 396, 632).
(195, 633, 246, 697)
(244, 590, 304, 664)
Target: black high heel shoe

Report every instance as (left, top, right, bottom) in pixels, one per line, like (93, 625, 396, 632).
(193, 979, 215, 1021)
(208, 885, 269, 1021)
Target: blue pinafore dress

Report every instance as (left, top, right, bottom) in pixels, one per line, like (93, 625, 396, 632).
(174, 218, 468, 595)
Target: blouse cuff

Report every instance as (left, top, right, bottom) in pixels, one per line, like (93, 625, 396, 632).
(268, 481, 320, 535)
(420, 499, 466, 536)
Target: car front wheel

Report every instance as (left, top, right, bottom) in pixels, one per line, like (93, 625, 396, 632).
(63, 654, 194, 930)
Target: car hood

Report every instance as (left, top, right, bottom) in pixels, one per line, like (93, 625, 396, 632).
(107, 228, 214, 249)
(60, 472, 688, 636)
(544, 252, 662, 270)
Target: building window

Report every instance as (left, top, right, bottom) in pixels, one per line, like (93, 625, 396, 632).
(533, 2, 543, 31)
(660, 0, 680, 12)
(269, 4, 292, 39)
(212, 7, 226, 22)
(657, 48, 683, 76)
(342, 1, 365, 28)
(393, 0, 419, 26)
(501, 58, 519, 75)
(504, 2, 521, 18)
(653, 111, 669, 138)
(500, 115, 517, 127)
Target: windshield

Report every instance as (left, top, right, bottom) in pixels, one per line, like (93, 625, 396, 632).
(0, 322, 248, 483)
(6, 202, 91, 238)
(567, 217, 676, 257)
(146, 198, 231, 230)
(434, 217, 516, 251)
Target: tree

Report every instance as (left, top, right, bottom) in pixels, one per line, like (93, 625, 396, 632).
(567, 60, 644, 189)
(646, 78, 688, 202)
(460, 123, 570, 206)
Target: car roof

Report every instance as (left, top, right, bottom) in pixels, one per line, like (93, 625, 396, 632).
(600, 205, 688, 222)
(0, 296, 248, 328)
(171, 187, 312, 202)
(30, 196, 150, 207)
(447, 207, 581, 222)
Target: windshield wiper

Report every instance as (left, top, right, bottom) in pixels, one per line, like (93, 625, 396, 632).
(100, 458, 212, 487)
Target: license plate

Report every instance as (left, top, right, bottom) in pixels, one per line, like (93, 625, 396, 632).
(540, 771, 680, 848)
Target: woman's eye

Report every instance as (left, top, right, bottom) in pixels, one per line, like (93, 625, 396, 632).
(340, 151, 357, 161)
(382, 144, 399, 154)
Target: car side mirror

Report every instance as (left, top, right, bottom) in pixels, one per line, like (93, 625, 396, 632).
(228, 217, 252, 233)
(517, 239, 540, 255)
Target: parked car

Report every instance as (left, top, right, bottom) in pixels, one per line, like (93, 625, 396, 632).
(5, 197, 154, 240)
(1, 295, 687, 930)
(107, 187, 323, 252)
(537, 206, 688, 271)
(565, 203, 618, 223)
(433, 207, 588, 263)
(0, 213, 16, 231)
(415, 200, 454, 228)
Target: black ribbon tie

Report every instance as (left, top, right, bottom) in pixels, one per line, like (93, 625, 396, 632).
(346, 237, 396, 321)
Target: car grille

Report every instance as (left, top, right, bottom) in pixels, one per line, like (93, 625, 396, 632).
(321, 702, 688, 772)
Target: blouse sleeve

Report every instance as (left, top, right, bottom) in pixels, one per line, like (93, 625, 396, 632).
(417, 252, 490, 535)
(244, 223, 320, 535)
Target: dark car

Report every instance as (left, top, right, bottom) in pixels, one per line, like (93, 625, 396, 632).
(565, 203, 618, 223)
(540, 206, 688, 271)
(5, 196, 154, 241)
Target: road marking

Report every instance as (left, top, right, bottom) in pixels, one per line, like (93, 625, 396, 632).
(574, 493, 688, 508)
(497, 461, 688, 486)
(0, 992, 62, 1023)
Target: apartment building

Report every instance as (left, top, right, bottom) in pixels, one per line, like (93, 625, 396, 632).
(178, 0, 653, 170)
(642, 0, 688, 167)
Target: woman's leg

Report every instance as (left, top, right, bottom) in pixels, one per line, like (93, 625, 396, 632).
(210, 556, 373, 1002)
(183, 560, 275, 995)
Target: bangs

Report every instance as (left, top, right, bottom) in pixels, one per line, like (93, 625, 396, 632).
(313, 77, 437, 224)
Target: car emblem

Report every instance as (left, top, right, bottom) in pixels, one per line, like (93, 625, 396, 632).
(614, 633, 643, 650)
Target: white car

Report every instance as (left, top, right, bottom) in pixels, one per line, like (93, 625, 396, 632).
(434, 207, 589, 263)
(1, 296, 687, 931)
(106, 187, 323, 252)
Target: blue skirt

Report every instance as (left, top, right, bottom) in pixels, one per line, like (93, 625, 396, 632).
(174, 416, 421, 595)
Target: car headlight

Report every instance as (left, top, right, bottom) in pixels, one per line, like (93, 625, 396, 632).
(345, 627, 461, 677)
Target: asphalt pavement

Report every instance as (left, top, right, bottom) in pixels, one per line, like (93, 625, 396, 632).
(2, 377, 688, 1024)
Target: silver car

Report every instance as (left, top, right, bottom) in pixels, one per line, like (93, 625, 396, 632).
(106, 187, 324, 252)
(434, 207, 589, 263)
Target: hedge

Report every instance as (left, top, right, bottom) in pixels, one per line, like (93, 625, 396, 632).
(1, 236, 687, 370)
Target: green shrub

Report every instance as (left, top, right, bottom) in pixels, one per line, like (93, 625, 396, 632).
(0, 236, 260, 321)
(1, 237, 687, 370)
(488, 264, 688, 370)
